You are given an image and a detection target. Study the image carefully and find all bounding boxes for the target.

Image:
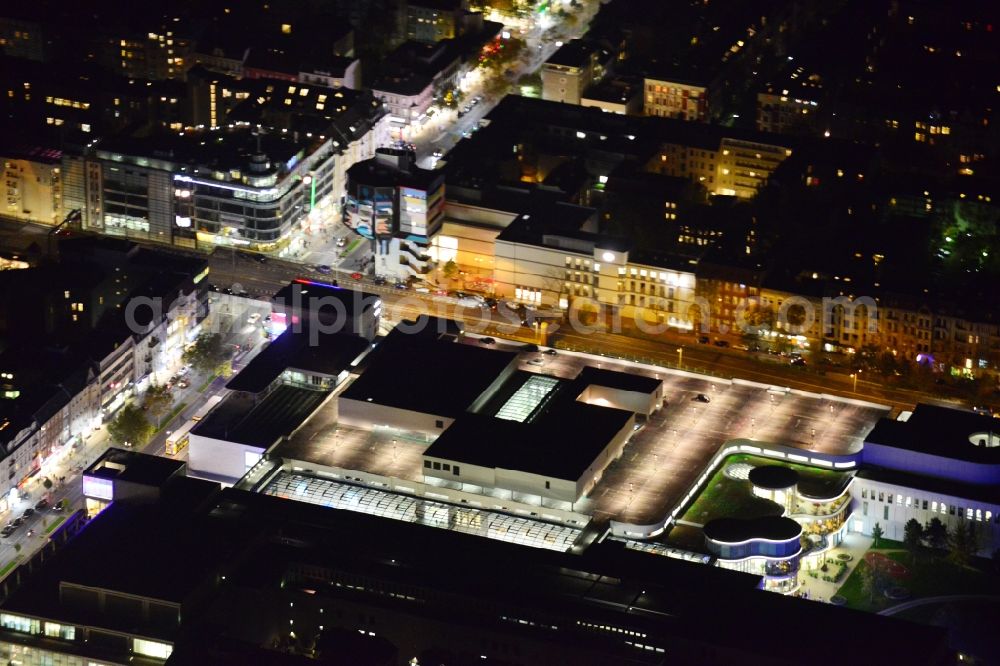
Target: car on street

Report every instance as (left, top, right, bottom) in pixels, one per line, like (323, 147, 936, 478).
(432, 149, 443, 158)
(527, 357, 544, 366)
(317, 265, 332, 274)
(336, 237, 347, 248)
(520, 343, 539, 352)
(693, 394, 711, 403)
(790, 357, 806, 366)
(34, 499, 48, 511)
(22, 508, 35, 519)
(177, 379, 190, 389)
(350, 272, 363, 280)
(1, 526, 14, 538)
(543, 348, 558, 356)
(479, 337, 496, 345)
(51, 503, 63, 512)
(255, 254, 268, 264)
(698, 336, 710, 344)
(373, 275, 387, 285)
(713, 340, 729, 348)
(393, 281, 409, 290)
(12, 517, 24, 527)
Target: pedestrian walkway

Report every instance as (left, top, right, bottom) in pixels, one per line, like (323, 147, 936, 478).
(797, 532, 872, 603)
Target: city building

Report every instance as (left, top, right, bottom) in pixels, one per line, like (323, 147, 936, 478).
(493, 202, 698, 324)
(756, 86, 820, 135)
(0, 238, 207, 514)
(854, 404, 1000, 553)
(541, 39, 613, 105)
(405, 0, 468, 43)
(343, 148, 444, 282)
(1, 146, 63, 225)
(642, 74, 708, 121)
(581, 77, 641, 115)
(371, 40, 462, 133)
(0, 466, 951, 665)
(72, 95, 386, 251)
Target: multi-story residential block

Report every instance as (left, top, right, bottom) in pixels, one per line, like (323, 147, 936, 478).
(2, 147, 63, 224)
(406, 0, 468, 43)
(541, 39, 613, 105)
(642, 75, 708, 122)
(756, 87, 820, 135)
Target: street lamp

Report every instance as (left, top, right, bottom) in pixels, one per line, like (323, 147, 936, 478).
(851, 370, 862, 392)
(677, 347, 683, 367)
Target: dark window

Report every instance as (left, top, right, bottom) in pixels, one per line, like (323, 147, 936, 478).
(424, 460, 431, 469)
(883, 505, 889, 520)
(922, 500, 928, 510)
(453, 466, 460, 476)
(433, 462, 441, 470)
(443, 464, 450, 472)
(545, 481, 550, 489)
(435, 420, 444, 428)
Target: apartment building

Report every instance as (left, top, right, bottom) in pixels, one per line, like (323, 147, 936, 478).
(541, 39, 613, 105)
(643, 76, 708, 122)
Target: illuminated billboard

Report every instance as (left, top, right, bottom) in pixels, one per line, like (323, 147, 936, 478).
(83, 475, 114, 501)
(399, 187, 428, 237)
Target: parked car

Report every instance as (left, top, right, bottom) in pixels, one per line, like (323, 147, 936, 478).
(336, 237, 347, 247)
(543, 348, 558, 356)
(713, 340, 729, 348)
(791, 357, 807, 366)
(34, 499, 48, 511)
(22, 508, 35, 519)
(693, 394, 711, 403)
(350, 272, 363, 280)
(373, 275, 388, 285)
(393, 281, 409, 290)
(1, 526, 14, 538)
(527, 357, 544, 366)
(317, 264, 332, 274)
(255, 254, 268, 264)
(11, 517, 24, 527)
(697, 336, 710, 344)
(520, 343, 540, 352)
(479, 337, 496, 345)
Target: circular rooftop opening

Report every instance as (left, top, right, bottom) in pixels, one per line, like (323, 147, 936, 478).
(969, 432, 1000, 448)
(748, 465, 799, 490)
(724, 462, 754, 480)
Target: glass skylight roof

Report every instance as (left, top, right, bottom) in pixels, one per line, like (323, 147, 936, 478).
(495, 375, 560, 423)
(262, 471, 580, 551)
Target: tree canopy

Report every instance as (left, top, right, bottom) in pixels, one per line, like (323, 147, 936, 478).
(107, 404, 154, 449)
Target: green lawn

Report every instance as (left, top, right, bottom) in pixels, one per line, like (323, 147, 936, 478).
(665, 524, 706, 551)
(837, 549, 1000, 613)
(0, 557, 20, 578)
(677, 453, 850, 526)
(154, 402, 189, 434)
(196, 374, 217, 394)
(43, 515, 68, 535)
(678, 457, 783, 526)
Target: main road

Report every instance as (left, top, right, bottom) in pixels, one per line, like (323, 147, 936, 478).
(208, 253, 952, 412)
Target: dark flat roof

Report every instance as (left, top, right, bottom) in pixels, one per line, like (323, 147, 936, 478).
(341, 328, 517, 417)
(273, 279, 380, 317)
(226, 327, 370, 393)
(84, 448, 185, 487)
(2, 499, 258, 639)
(222, 488, 949, 665)
(194, 385, 329, 448)
(748, 465, 799, 490)
(574, 366, 662, 395)
(865, 403, 1000, 464)
(703, 516, 802, 543)
(425, 371, 634, 480)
